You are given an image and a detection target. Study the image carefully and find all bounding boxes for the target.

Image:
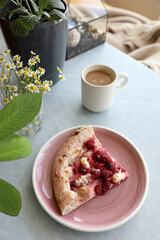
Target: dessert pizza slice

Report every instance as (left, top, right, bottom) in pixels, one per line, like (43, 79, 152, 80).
(52, 126, 128, 215)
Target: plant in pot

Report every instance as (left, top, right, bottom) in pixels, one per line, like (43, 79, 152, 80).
(0, 0, 68, 83)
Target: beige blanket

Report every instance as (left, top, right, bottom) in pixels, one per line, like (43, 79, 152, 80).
(106, 7, 160, 74)
(68, 3, 160, 74)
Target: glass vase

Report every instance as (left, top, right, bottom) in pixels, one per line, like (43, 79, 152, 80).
(16, 102, 43, 137)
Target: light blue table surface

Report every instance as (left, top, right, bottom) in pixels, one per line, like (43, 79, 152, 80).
(0, 31, 160, 240)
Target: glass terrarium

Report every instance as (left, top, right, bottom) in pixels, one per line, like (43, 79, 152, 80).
(65, 0, 108, 60)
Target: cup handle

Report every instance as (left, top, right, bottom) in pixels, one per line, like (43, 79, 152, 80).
(116, 73, 128, 88)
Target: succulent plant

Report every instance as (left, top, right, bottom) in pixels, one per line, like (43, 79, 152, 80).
(0, 0, 67, 36)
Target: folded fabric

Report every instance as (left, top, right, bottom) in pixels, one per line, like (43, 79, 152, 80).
(129, 43, 160, 73)
(67, 3, 160, 74)
(105, 7, 160, 74)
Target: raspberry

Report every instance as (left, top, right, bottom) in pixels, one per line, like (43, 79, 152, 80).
(106, 162, 115, 171)
(95, 184, 103, 195)
(101, 169, 113, 181)
(101, 150, 112, 163)
(84, 138, 95, 150)
(88, 158, 94, 166)
(73, 168, 77, 174)
(95, 162, 105, 170)
(91, 169, 101, 179)
(92, 151, 102, 162)
(70, 180, 76, 190)
(78, 165, 88, 174)
(103, 182, 113, 192)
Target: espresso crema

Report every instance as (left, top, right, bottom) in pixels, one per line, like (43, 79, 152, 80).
(86, 70, 113, 86)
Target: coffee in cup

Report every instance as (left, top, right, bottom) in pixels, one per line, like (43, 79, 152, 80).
(81, 64, 128, 112)
(85, 70, 113, 86)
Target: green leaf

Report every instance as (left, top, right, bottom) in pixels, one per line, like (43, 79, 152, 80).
(49, 8, 67, 21)
(29, 0, 39, 13)
(0, 134, 20, 147)
(47, 0, 65, 10)
(19, 14, 39, 30)
(0, 178, 21, 216)
(0, 0, 8, 8)
(0, 134, 32, 161)
(38, 0, 51, 9)
(9, 18, 29, 36)
(0, 93, 42, 140)
(8, 6, 29, 20)
(41, 10, 50, 19)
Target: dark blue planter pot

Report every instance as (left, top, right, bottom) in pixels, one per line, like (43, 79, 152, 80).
(0, 1, 68, 83)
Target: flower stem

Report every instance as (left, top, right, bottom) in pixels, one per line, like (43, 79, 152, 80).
(7, 53, 20, 83)
(41, 70, 58, 81)
(0, 86, 5, 98)
(51, 78, 61, 88)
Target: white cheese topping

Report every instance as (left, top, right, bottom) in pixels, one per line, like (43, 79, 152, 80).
(76, 173, 91, 188)
(112, 171, 126, 183)
(80, 157, 90, 169)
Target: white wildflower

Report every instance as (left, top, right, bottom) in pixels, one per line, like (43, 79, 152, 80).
(16, 61, 23, 68)
(38, 67, 45, 76)
(57, 67, 62, 73)
(13, 55, 21, 61)
(28, 58, 36, 66)
(31, 51, 36, 55)
(11, 93, 18, 99)
(5, 62, 12, 70)
(59, 74, 65, 81)
(1, 74, 6, 79)
(4, 49, 11, 55)
(10, 85, 18, 92)
(26, 83, 38, 93)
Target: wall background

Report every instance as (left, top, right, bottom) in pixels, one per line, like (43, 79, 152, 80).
(104, 0, 160, 20)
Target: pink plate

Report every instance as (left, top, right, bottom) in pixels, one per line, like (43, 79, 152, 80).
(32, 125, 149, 232)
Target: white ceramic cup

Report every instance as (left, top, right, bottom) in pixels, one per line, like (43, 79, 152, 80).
(81, 64, 128, 112)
